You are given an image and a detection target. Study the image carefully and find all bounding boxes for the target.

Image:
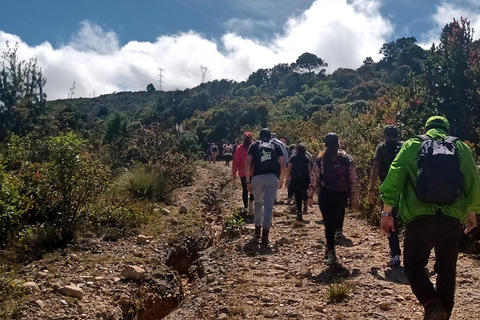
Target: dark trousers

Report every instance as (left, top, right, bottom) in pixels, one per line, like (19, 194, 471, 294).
(225, 155, 232, 165)
(403, 214, 461, 317)
(240, 176, 254, 208)
(319, 188, 349, 251)
(336, 207, 345, 233)
(388, 206, 401, 257)
(291, 177, 309, 213)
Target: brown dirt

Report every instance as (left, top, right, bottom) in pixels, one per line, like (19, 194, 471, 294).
(2, 162, 480, 320)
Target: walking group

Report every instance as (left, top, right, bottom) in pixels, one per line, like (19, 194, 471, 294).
(226, 116, 480, 320)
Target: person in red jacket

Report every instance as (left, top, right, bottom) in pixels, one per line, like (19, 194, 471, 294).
(232, 132, 254, 215)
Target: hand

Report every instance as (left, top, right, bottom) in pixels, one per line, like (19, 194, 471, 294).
(247, 183, 253, 193)
(381, 216, 395, 237)
(368, 190, 375, 204)
(351, 195, 359, 209)
(232, 173, 236, 179)
(308, 197, 314, 207)
(465, 211, 477, 234)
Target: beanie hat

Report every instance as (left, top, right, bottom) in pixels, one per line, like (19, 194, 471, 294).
(324, 132, 339, 147)
(425, 116, 450, 132)
(383, 125, 399, 137)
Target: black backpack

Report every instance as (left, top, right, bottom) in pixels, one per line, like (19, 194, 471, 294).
(379, 141, 403, 181)
(415, 135, 464, 204)
(254, 141, 277, 173)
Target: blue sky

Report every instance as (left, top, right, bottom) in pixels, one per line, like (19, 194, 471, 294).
(1, 0, 479, 99)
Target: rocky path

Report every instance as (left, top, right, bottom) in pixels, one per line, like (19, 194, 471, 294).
(167, 163, 480, 320)
(2, 162, 480, 320)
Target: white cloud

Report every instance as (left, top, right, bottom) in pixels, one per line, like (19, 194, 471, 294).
(0, 0, 393, 100)
(420, 2, 480, 47)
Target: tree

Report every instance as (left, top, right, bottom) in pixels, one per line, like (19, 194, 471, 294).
(0, 41, 47, 141)
(146, 83, 156, 93)
(421, 18, 480, 142)
(294, 52, 328, 74)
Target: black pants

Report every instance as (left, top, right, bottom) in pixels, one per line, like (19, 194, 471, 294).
(318, 188, 349, 251)
(336, 207, 345, 233)
(388, 206, 401, 257)
(403, 213, 461, 317)
(290, 177, 309, 213)
(240, 176, 254, 208)
(225, 155, 232, 165)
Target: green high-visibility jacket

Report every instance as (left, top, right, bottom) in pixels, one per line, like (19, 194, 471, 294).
(380, 128, 480, 225)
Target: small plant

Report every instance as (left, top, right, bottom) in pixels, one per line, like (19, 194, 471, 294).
(223, 208, 246, 238)
(126, 166, 169, 200)
(326, 283, 350, 303)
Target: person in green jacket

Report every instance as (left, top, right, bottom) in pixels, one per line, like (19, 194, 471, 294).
(380, 116, 480, 320)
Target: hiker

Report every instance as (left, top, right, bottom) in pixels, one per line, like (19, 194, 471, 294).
(270, 133, 289, 167)
(223, 141, 234, 166)
(380, 116, 480, 320)
(287, 145, 297, 202)
(308, 133, 360, 264)
(286, 143, 312, 221)
(368, 125, 403, 267)
(245, 128, 286, 244)
(232, 132, 254, 215)
(203, 141, 211, 162)
(334, 139, 348, 239)
(210, 142, 219, 164)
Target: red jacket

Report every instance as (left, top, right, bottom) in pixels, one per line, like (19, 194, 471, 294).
(232, 144, 250, 178)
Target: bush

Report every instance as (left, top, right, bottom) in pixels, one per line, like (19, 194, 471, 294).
(326, 283, 350, 303)
(0, 166, 22, 248)
(126, 166, 169, 200)
(223, 208, 246, 238)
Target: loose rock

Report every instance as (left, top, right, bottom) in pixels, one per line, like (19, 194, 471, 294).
(121, 265, 146, 281)
(22, 281, 40, 293)
(58, 285, 84, 299)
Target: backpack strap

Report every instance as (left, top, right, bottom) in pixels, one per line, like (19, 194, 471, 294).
(416, 135, 430, 141)
(444, 136, 458, 143)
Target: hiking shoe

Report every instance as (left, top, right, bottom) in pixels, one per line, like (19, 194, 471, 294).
(248, 200, 254, 215)
(296, 213, 303, 221)
(254, 226, 261, 239)
(423, 299, 448, 320)
(325, 250, 337, 265)
(261, 228, 270, 244)
(335, 230, 344, 239)
(387, 255, 401, 267)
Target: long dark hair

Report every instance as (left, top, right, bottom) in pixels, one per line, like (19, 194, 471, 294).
(318, 144, 339, 161)
(296, 143, 307, 157)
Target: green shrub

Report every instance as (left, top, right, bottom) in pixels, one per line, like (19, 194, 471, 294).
(0, 166, 22, 248)
(123, 166, 169, 201)
(223, 208, 246, 238)
(326, 283, 350, 303)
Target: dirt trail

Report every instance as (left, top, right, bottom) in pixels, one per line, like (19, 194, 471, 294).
(4, 162, 480, 320)
(167, 163, 480, 320)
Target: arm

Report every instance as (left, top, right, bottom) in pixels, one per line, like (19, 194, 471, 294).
(245, 154, 253, 193)
(231, 148, 238, 176)
(278, 156, 286, 188)
(286, 162, 293, 187)
(368, 159, 381, 204)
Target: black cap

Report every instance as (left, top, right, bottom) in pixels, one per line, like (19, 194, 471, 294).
(324, 133, 339, 146)
(259, 128, 271, 141)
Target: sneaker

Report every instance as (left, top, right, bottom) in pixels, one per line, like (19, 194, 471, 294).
(335, 230, 344, 239)
(248, 200, 254, 215)
(325, 250, 337, 265)
(387, 255, 401, 267)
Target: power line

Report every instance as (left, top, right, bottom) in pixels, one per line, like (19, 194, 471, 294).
(200, 65, 208, 83)
(157, 67, 165, 91)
